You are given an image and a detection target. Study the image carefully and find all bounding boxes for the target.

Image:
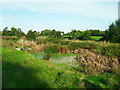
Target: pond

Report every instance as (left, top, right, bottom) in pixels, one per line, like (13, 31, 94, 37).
(50, 55, 79, 67)
(36, 54, 79, 67)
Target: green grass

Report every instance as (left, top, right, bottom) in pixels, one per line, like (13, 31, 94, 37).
(35, 52, 75, 59)
(90, 36, 102, 40)
(50, 53, 75, 58)
(2, 46, 120, 88)
(39, 36, 48, 38)
(2, 47, 83, 88)
(64, 35, 102, 41)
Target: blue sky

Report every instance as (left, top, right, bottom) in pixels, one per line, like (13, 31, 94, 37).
(0, 1, 119, 33)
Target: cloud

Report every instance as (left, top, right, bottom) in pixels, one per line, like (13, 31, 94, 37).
(0, 2, 118, 32)
(3, 2, 117, 20)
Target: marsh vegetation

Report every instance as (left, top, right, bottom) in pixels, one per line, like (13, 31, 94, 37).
(1, 19, 120, 88)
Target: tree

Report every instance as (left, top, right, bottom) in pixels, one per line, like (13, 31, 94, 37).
(68, 30, 80, 39)
(77, 30, 91, 40)
(88, 29, 100, 36)
(2, 27, 11, 36)
(49, 29, 62, 38)
(101, 19, 120, 43)
(40, 29, 52, 36)
(10, 27, 17, 36)
(16, 28, 25, 38)
(26, 30, 37, 41)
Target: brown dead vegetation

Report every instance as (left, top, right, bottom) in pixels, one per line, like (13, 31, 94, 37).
(74, 48, 119, 75)
(32, 45, 44, 53)
(59, 46, 71, 53)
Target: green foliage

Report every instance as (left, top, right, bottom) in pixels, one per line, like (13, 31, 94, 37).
(2, 27, 11, 36)
(68, 30, 91, 40)
(2, 44, 120, 88)
(88, 29, 102, 36)
(2, 27, 25, 37)
(67, 43, 81, 50)
(44, 37, 63, 44)
(59, 41, 71, 45)
(101, 19, 120, 43)
(90, 36, 102, 41)
(26, 30, 37, 41)
(68, 30, 80, 39)
(40, 29, 62, 38)
(85, 73, 120, 88)
(100, 45, 120, 57)
(51, 29, 62, 38)
(40, 29, 52, 36)
(44, 44, 59, 54)
(10, 27, 17, 35)
(78, 31, 91, 40)
(2, 48, 83, 88)
(67, 42, 97, 50)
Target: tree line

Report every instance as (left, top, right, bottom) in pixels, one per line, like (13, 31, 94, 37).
(1, 19, 120, 43)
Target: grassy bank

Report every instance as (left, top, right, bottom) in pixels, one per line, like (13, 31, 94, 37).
(2, 47, 120, 88)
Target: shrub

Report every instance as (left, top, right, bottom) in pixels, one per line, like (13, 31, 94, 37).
(67, 43, 80, 50)
(44, 44, 59, 54)
(79, 42, 98, 50)
(36, 39, 46, 45)
(67, 42, 97, 50)
(43, 53, 51, 60)
(26, 30, 37, 41)
(44, 37, 63, 44)
(60, 41, 71, 45)
(100, 45, 120, 58)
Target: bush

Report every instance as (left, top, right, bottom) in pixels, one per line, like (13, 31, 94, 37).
(100, 19, 120, 43)
(44, 37, 63, 44)
(67, 42, 98, 50)
(60, 41, 71, 45)
(100, 45, 120, 58)
(26, 30, 37, 41)
(44, 44, 59, 54)
(79, 42, 98, 50)
(43, 53, 51, 60)
(67, 43, 81, 50)
(8, 37, 18, 41)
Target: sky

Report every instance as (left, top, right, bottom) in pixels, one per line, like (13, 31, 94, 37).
(0, 0, 119, 33)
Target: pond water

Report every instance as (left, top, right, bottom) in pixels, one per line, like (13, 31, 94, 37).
(35, 55, 44, 59)
(50, 55, 79, 67)
(36, 54, 79, 67)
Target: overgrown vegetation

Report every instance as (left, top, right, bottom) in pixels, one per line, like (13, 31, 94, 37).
(2, 45, 120, 88)
(101, 19, 120, 43)
(1, 19, 120, 88)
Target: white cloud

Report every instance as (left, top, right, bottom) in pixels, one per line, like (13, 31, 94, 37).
(0, 2, 118, 32)
(6, 2, 117, 20)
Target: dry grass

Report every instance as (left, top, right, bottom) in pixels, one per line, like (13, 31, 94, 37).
(75, 48, 119, 75)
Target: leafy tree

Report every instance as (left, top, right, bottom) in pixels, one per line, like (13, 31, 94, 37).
(99, 31, 105, 36)
(16, 28, 25, 38)
(50, 29, 62, 38)
(10, 27, 17, 36)
(77, 30, 91, 40)
(88, 29, 100, 36)
(68, 29, 80, 39)
(101, 19, 120, 43)
(68, 29, 91, 40)
(2, 27, 11, 36)
(40, 29, 52, 36)
(26, 30, 37, 41)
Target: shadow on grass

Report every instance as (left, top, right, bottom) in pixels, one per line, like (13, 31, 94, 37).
(2, 61, 50, 88)
(84, 80, 101, 88)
